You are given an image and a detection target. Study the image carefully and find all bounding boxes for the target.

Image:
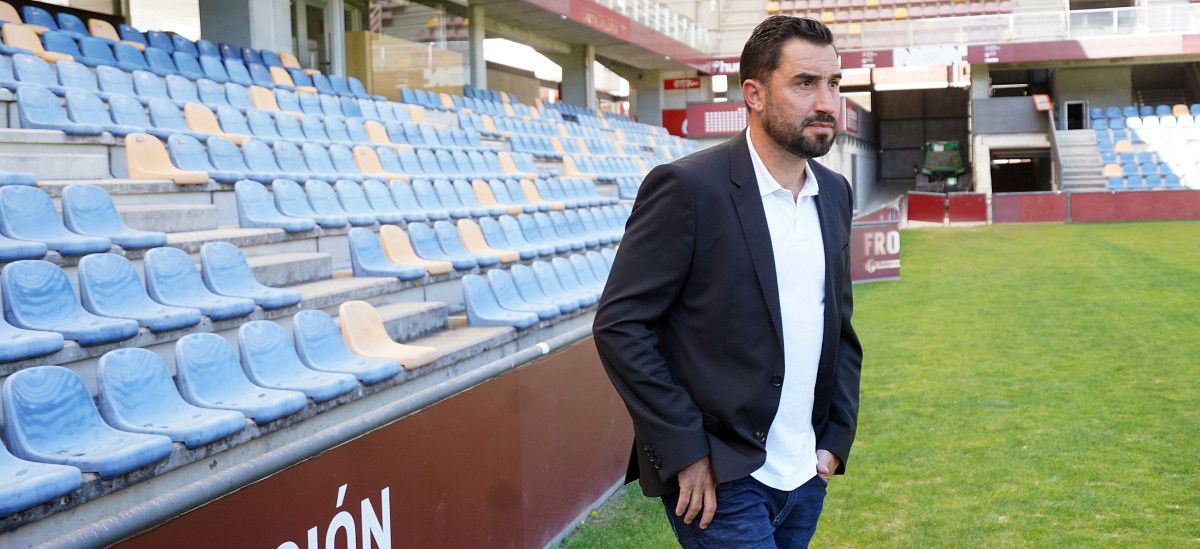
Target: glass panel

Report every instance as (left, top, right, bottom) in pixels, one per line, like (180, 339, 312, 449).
(346, 1, 468, 101)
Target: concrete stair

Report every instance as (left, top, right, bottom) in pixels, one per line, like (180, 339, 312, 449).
(119, 203, 219, 233)
(245, 252, 333, 287)
(348, 301, 449, 343)
(0, 129, 117, 180)
(292, 275, 404, 311)
(1056, 130, 1108, 192)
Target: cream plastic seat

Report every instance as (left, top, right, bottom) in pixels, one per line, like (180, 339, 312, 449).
(498, 151, 535, 178)
(519, 178, 565, 211)
(362, 120, 395, 147)
(269, 66, 317, 94)
(438, 92, 455, 110)
(0, 1, 45, 34)
(87, 18, 144, 51)
(378, 224, 453, 275)
(124, 133, 209, 184)
(562, 155, 594, 178)
(479, 114, 503, 137)
(1101, 164, 1122, 178)
(183, 103, 249, 145)
(3, 24, 69, 62)
(471, 179, 521, 215)
(550, 137, 566, 156)
(248, 86, 281, 112)
(337, 300, 439, 370)
(406, 104, 427, 124)
(457, 219, 518, 263)
(352, 145, 409, 182)
(279, 51, 319, 76)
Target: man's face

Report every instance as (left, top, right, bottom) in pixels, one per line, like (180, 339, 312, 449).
(752, 39, 841, 159)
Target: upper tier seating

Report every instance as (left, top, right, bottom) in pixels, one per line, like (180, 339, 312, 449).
(1, 365, 173, 478)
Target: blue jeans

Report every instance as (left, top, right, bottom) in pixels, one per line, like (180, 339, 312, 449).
(661, 474, 827, 548)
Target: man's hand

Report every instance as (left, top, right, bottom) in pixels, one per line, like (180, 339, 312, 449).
(816, 449, 841, 483)
(675, 455, 717, 529)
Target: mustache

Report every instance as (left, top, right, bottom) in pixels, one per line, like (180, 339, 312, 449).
(801, 114, 837, 127)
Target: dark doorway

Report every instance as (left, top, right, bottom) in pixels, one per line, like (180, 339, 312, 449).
(1065, 101, 1087, 130)
(991, 150, 1052, 193)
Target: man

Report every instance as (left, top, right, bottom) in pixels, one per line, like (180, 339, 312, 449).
(592, 16, 862, 547)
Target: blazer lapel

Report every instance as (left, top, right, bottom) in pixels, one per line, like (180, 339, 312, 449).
(811, 163, 840, 371)
(728, 132, 784, 349)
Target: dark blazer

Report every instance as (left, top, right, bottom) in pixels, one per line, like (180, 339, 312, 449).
(593, 131, 862, 497)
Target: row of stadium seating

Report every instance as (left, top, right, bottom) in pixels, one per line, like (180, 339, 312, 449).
(1092, 116, 1200, 130)
(462, 252, 611, 329)
(769, 0, 1012, 23)
(1091, 104, 1200, 119)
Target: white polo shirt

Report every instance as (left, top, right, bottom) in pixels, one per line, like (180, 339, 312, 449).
(745, 131, 826, 491)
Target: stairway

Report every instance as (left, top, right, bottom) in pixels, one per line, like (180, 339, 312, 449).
(1056, 129, 1108, 192)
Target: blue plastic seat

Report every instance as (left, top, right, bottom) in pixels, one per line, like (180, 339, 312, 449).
(2, 366, 172, 478)
(2, 260, 140, 345)
(322, 116, 353, 144)
(486, 268, 559, 320)
(119, 24, 147, 47)
(461, 274, 538, 329)
(172, 51, 204, 80)
(434, 220, 498, 267)
(261, 50, 283, 68)
(246, 108, 284, 141)
(319, 94, 344, 117)
(455, 179, 505, 216)
(499, 214, 553, 256)
(531, 259, 595, 306)
(0, 438, 81, 516)
(143, 47, 177, 77)
(218, 42, 239, 60)
(478, 217, 535, 260)
(510, 263, 578, 313)
(223, 58, 253, 87)
(363, 179, 424, 222)
(142, 246, 256, 320)
(601, 247, 616, 267)
(42, 30, 86, 60)
(490, 180, 538, 213)
(200, 241, 303, 309)
(60, 184, 167, 249)
(537, 212, 581, 250)
(347, 226, 426, 280)
(357, 98, 381, 120)
(387, 180, 446, 221)
(247, 62, 274, 88)
(224, 82, 251, 111)
(328, 74, 354, 97)
(10, 55, 61, 96)
(15, 85, 103, 136)
(20, 6, 61, 33)
(145, 30, 172, 53)
(55, 12, 89, 37)
(274, 88, 301, 113)
(335, 180, 404, 223)
(301, 143, 350, 180)
(55, 59, 104, 97)
(432, 178, 478, 216)
(234, 179, 316, 233)
(348, 76, 383, 100)
(148, 97, 204, 139)
(235, 137, 288, 182)
(339, 96, 362, 118)
(517, 213, 565, 253)
(273, 111, 307, 141)
(165, 133, 239, 183)
(555, 256, 601, 299)
(237, 321, 358, 403)
(243, 47, 264, 66)
(215, 104, 253, 136)
(563, 210, 602, 246)
(310, 73, 334, 95)
(297, 92, 323, 116)
(574, 253, 609, 289)
(287, 68, 315, 90)
(165, 74, 200, 104)
(174, 333, 309, 423)
(77, 253, 202, 332)
(271, 140, 323, 180)
(97, 348, 246, 448)
(413, 179, 466, 218)
(305, 179, 374, 226)
(184, 37, 208, 59)
(292, 309, 401, 384)
(271, 178, 347, 228)
(92, 66, 137, 100)
(0, 185, 112, 255)
(195, 77, 229, 108)
(199, 55, 229, 83)
(65, 89, 140, 136)
(328, 144, 367, 180)
(113, 43, 151, 73)
(407, 222, 476, 270)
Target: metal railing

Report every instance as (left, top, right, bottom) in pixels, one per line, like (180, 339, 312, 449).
(597, 0, 714, 51)
(837, 4, 1200, 51)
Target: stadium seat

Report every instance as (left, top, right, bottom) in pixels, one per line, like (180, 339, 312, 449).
(60, 185, 167, 249)
(292, 310, 401, 385)
(183, 103, 247, 143)
(97, 348, 246, 448)
(407, 222, 477, 270)
(377, 224, 454, 275)
(433, 179, 483, 217)
(143, 46, 177, 77)
(301, 143, 350, 180)
(234, 179, 316, 233)
(20, 6, 64, 35)
(487, 268, 559, 320)
(571, 254, 606, 289)
(77, 253, 202, 332)
(55, 59, 104, 97)
(142, 246, 256, 321)
(2, 366, 173, 478)
(489, 180, 538, 213)
(334, 180, 405, 224)
(222, 58, 254, 87)
(412, 179, 465, 218)
(305, 179, 375, 226)
(144, 30, 172, 53)
(174, 332, 309, 423)
(328, 144, 369, 180)
(434, 219, 499, 266)
(2, 260, 140, 345)
(4, 25, 70, 63)
(112, 42, 153, 73)
(362, 180, 423, 222)
(15, 85, 103, 135)
(478, 217, 536, 260)
(600, 247, 616, 267)
(458, 219, 518, 263)
(510, 263, 579, 313)
(167, 133, 242, 183)
(199, 241, 303, 309)
(132, 70, 175, 104)
(0, 438, 81, 516)
(125, 133, 209, 183)
(235, 137, 290, 182)
(351, 145, 410, 181)
(461, 274, 539, 329)
(337, 300, 439, 369)
(498, 214, 554, 256)
(532, 259, 597, 306)
(198, 54, 229, 83)
(146, 97, 205, 139)
(225, 81, 252, 111)
(347, 226, 427, 280)
(88, 18, 143, 51)
(518, 213, 568, 253)
(0, 185, 113, 255)
(237, 321, 358, 403)
(43, 30, 89, 65)
(10, 54, 64, 95)
(471, 180, 523, 215)
(65, 89, 139, 136)
(265, 178, 342, 228)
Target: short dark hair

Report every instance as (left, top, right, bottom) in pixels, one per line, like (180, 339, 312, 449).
(739, 16, 835, 85)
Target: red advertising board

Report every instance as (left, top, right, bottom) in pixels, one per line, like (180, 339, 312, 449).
(662, 108, 687, 137)
(947, 192, 988, 222)
(685, 102, 747, 137)
(850, 221, 901, 283)
(664, 77, 701, 90)
(840, 97, 861, 137)
(907, 191, 946, 223)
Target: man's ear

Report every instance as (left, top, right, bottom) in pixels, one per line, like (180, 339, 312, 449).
(742, 79, 764, 114)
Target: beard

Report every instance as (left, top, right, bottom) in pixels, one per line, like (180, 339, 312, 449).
(762, 105, 837, 159)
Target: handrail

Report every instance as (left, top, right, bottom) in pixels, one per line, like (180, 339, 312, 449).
(1047, 110, 1062, 191)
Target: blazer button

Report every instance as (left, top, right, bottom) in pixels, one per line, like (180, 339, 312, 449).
(753, 430, 766, 442)
(770, 375, 782, 387)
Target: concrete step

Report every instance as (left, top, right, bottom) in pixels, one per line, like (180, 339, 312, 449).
(403, 324, 516, 372)
(119, 203, 219, 233)
(292, 275, 404, 311)
(245, 252, 332, 287)
(166, 226, 290, 253)
(0, 129, 116, 180)
(359, 301, 448, 343)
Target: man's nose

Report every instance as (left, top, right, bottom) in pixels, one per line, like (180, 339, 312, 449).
(814, 85, 837, 114)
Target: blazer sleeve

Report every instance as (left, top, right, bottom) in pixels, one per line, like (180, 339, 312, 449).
(592, 163, 709, 483)
(819, 175, 864, 474)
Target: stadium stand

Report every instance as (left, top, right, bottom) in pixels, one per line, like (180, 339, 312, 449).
(0, 1, 699, 538)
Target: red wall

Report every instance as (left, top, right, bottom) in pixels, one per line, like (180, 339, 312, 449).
(992, 193, 1068, 223)
(907, 192, 945, 223)
(947, 193, 988, 222)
